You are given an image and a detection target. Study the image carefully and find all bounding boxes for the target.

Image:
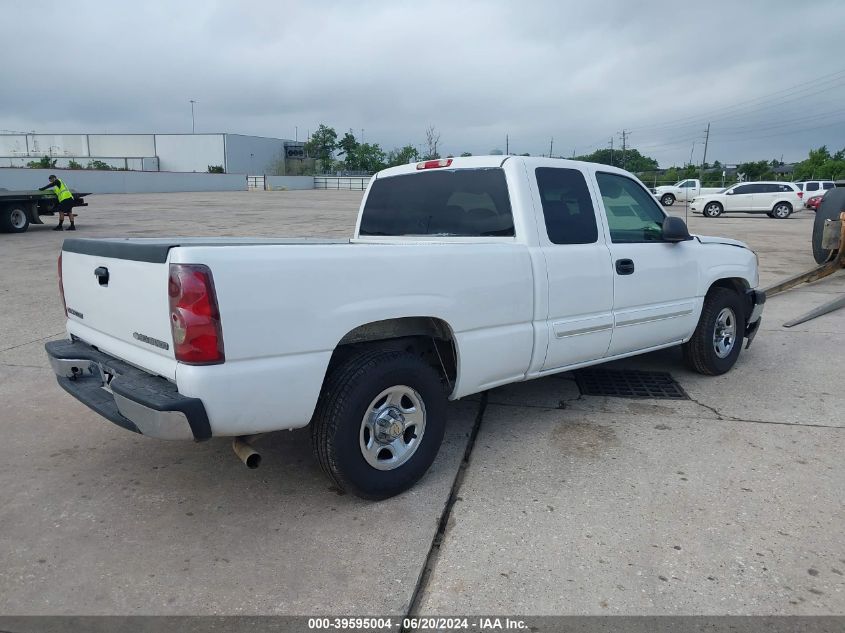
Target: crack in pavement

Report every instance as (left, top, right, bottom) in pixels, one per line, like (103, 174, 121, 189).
(485, 396, 845, 430)
(0, 362, 46, 371)
(405, 391, 488, 620)
(0, 332, 63, 354)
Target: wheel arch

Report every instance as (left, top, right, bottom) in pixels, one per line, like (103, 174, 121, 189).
(707, 277, 753, 319)
(327, 316, 459, 394)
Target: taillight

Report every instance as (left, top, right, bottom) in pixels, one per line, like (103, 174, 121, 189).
(416, 158, 453, 170)
(58, 252, 67, 316)
(168, 264, 224, 364)
(797, 191, 803, 199)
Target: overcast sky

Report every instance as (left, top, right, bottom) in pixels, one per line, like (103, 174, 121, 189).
(2, 0, 844, 167)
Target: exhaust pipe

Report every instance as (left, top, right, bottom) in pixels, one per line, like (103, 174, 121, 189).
(232, 435, 262, 469)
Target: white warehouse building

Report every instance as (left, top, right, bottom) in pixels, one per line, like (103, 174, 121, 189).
(0, 133, 306, 175)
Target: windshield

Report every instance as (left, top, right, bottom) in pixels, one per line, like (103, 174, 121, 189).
(359, 168, 514, 237)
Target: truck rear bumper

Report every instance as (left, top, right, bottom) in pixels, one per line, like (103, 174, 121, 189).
(45, 339, 211, 441)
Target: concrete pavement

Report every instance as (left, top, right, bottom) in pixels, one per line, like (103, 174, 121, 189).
(1, 192, 843, 616)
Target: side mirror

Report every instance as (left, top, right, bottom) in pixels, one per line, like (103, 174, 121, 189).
(662, 216, 692, 243)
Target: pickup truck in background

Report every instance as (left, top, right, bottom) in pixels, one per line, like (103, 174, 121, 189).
(652, 178, 724, 206)
(46, 156, 765, 499)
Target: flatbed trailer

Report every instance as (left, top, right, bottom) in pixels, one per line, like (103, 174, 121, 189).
(0, 189, 90, 233)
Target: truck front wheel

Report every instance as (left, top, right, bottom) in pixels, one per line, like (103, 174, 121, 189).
(682, 287, 746, 375)
(660, 193, 675, 206)
(311, 349, 447, 500)
(0, 206, 30, 233)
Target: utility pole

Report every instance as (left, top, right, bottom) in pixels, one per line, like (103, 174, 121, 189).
(699, 122, 710, 181)
(295, 126, 298, 142)
(189, 100, 197, 134)
(506, 134, 509, 155)
(619, 129, 629, 169)
(609, 137, 614, 166)
(549, 136, 554, 158)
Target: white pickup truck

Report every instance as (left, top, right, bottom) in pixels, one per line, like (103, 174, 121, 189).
(652, 178, 724, 206)
(46, 156, 765, 499)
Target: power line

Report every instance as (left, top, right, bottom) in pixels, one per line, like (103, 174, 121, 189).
(629, 67, 845, 133)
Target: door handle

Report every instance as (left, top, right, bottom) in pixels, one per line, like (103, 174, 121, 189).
(615, 259, 635, 275)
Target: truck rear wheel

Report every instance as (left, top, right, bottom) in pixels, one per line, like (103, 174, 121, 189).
(311, 349, 447, 500)
(0, 206, 30, 233)
(660, 193, 675, 206)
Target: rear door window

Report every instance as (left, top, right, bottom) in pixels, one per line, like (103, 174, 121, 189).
(359, 168, 514, 237)
(535, 167, 598, 244)
(806, 182, 819, 192)
(823, 182, 834, 190)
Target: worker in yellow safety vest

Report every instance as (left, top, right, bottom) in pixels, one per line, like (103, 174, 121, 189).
(39, 174, 77, 231)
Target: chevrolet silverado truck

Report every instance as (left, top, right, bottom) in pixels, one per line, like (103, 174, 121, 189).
(45, 156, 765, 499)
(652, 178, 724, 206)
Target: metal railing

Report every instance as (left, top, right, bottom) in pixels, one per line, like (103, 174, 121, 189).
(314, 176, 371, 191)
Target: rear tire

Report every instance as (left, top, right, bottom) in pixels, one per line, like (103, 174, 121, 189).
(660, 194, 675, 206)
(771, 202, 792, 219)
(703, 202, 723, 218)
(0, 206, 30, 233)
(683, 287, 746, 376)
(311, 349, 447, 500)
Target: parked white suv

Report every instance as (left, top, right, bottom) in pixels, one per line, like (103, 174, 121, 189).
(794, 180, 836, 205)
(691, 182, 802, 219)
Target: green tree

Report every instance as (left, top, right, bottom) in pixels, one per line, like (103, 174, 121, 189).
(207, 164, 224, 173)
(68, 159, 83, 170)
(793, 145, 845, 180)
(575, 147, 658, 172)
(336, 131, 360, 170)
(386, 145, 420, 167)
(736, 160, 773, 181)
(355, 143, 387, 173)
(304, 124, 338, 173)
(460, 152, 473, 157)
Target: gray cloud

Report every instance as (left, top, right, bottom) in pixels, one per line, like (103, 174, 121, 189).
(2, 0, 843, 166)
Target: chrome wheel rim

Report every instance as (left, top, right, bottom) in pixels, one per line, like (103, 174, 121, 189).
(774, 204, 790, 218)
(10, 209, 26, 229)
(360, 385, 426, 471)
(713, 307, 737, 358)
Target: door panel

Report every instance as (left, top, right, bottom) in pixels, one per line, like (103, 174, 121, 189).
(594, 171, 700, 355)
(531, 167, 614, 371)
(606, 242, 700, 353)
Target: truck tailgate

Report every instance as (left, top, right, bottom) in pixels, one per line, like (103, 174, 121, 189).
(61, 239, 176, 380)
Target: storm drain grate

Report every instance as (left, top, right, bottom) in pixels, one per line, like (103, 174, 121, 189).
(574, 368, 689, 400)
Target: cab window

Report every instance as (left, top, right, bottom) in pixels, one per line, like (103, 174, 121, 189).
(535, 168, 598, 244)
(596, 172, 665, 243)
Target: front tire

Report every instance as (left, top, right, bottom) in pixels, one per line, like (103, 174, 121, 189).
(660, 193, 675, 206)
(683, 287, 746, 375)
(771, 202, 792, 219)
(311, 349, 447, 500)
(703, 202, 723, 218)
(0, 206, 30, 233)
